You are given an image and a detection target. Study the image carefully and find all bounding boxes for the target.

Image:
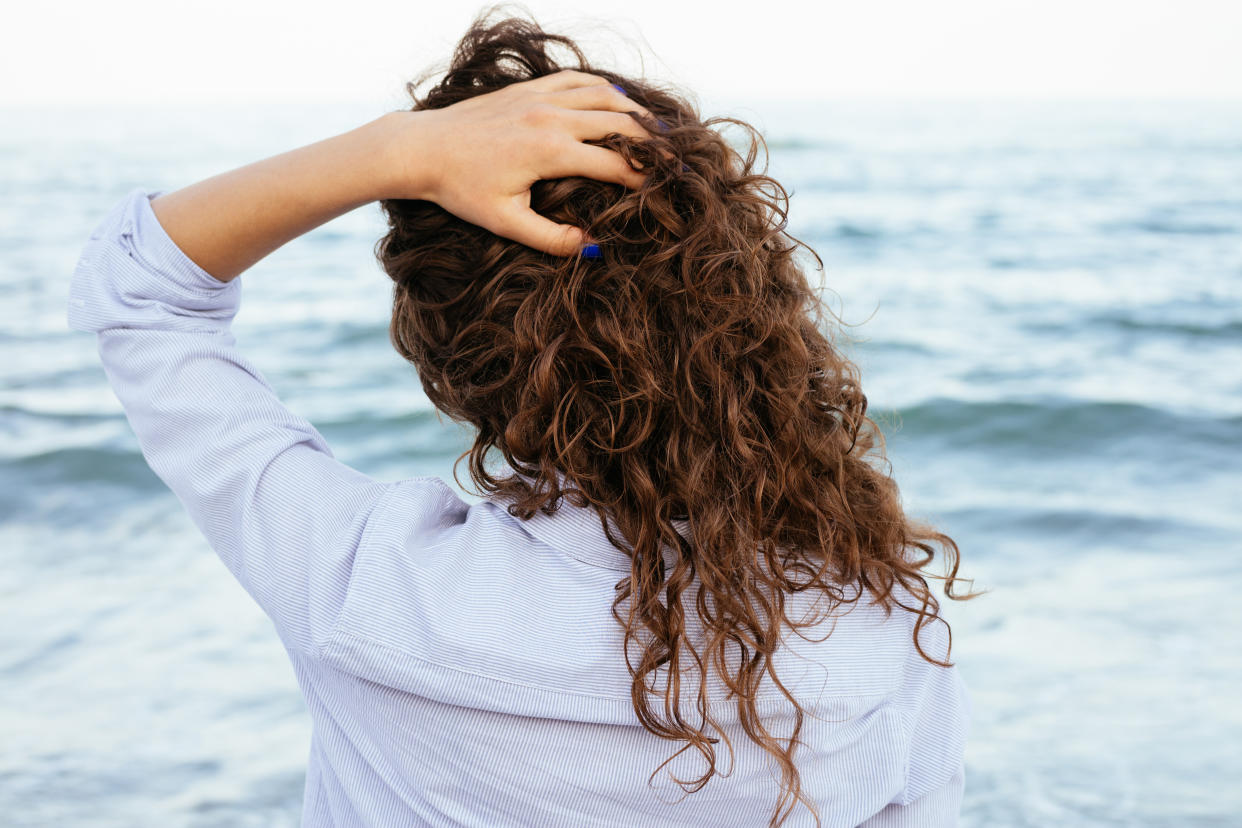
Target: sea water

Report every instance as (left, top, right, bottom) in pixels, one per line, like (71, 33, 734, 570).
(1, 97, 1239, 826)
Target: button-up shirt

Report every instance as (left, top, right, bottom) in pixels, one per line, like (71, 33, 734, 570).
(67, 187, 969, 826)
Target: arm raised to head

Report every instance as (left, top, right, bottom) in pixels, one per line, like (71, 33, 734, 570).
(149, 69, 656, 282)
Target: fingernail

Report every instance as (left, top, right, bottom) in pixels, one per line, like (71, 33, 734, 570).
(580, 243, 602, 259)
(611, 83, 626, 95)
(657, 118, 670, 132)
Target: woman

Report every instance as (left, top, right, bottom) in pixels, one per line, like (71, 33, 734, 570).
(68, 12, 972, 828)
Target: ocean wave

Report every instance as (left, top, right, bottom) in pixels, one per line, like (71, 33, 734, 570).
(1088, 314, 1242, 341)
(1125, 219, 1238, 236)
(0, 404, 121, 426)
(935, 503, 1231, 551)
(8, 445, 159, 488)
(874, 396, 1242, 455)
(1, 408, 474, 517)
(329, 321, 391, 346)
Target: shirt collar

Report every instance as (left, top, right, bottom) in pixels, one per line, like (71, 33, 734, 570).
(484, 470, 690, 573)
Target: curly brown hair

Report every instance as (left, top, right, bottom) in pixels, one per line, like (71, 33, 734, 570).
(375, 9, 974, 826)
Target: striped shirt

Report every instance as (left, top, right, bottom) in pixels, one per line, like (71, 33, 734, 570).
(67, 187, 969, 827)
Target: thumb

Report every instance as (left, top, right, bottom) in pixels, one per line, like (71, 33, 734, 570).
(496, 203, 591, 257)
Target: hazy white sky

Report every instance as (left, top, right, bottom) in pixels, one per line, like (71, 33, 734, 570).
(4, 0, 1240, 105)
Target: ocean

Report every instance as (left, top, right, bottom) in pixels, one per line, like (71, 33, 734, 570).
(2, 97, 1239, 826)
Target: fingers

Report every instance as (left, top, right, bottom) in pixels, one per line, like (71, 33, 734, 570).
(544, 142, 648, 190)
(538, 82, 674, 162)
(558, 108, 652, 143)
(515, 69, 656, 122)
(554, 111, 676, 165)
(495, 198, 590, 257)
(521, 69, 612, 93)
(545, 82, 654, 121)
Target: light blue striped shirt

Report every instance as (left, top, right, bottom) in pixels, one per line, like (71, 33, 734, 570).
(67, 187, 969, 827)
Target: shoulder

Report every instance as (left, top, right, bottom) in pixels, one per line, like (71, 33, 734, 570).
(380, 475, 469, 522)
(359, 475, 501, 548)
(772, 576, 950, 696)
(362, 476, 552, 558)
(882, 582, 971, 806)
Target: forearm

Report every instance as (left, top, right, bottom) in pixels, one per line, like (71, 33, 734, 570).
(149, 111, 413, 282)
(149, 71, 661, 270)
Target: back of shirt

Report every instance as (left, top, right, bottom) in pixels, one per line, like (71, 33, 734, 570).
(298, 477, 969, 827)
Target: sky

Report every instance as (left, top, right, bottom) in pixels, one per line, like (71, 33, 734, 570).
(3, 0, 1241, 106)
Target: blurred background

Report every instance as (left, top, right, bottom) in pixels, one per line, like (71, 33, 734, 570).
(2, 1, 1240, 825)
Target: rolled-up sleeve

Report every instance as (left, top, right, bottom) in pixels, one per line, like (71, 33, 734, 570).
(67, 186, 394, 658)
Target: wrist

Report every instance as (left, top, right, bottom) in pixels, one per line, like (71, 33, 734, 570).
(371, 109, 442, 202)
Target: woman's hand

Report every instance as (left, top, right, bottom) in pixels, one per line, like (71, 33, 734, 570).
(380, 69, 657, 256)
(148, 70, 654, 283)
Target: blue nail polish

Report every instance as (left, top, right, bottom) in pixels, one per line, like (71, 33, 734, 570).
(657, 118, 670, 132)
(611, 83, 626, 95)
(580, 243, 602, 259)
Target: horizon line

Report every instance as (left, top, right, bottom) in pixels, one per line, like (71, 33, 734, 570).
(6, 92, 1242, 110)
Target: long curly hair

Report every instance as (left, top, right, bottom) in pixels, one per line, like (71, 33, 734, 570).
(376, 9, 973, 826)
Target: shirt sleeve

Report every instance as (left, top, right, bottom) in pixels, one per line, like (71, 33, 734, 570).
(858, 768, 964, 828)
(862, 613, 971, 827)
(66, 186, 396, 658)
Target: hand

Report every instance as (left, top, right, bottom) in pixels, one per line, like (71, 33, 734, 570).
(382, 69, 657, 256)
